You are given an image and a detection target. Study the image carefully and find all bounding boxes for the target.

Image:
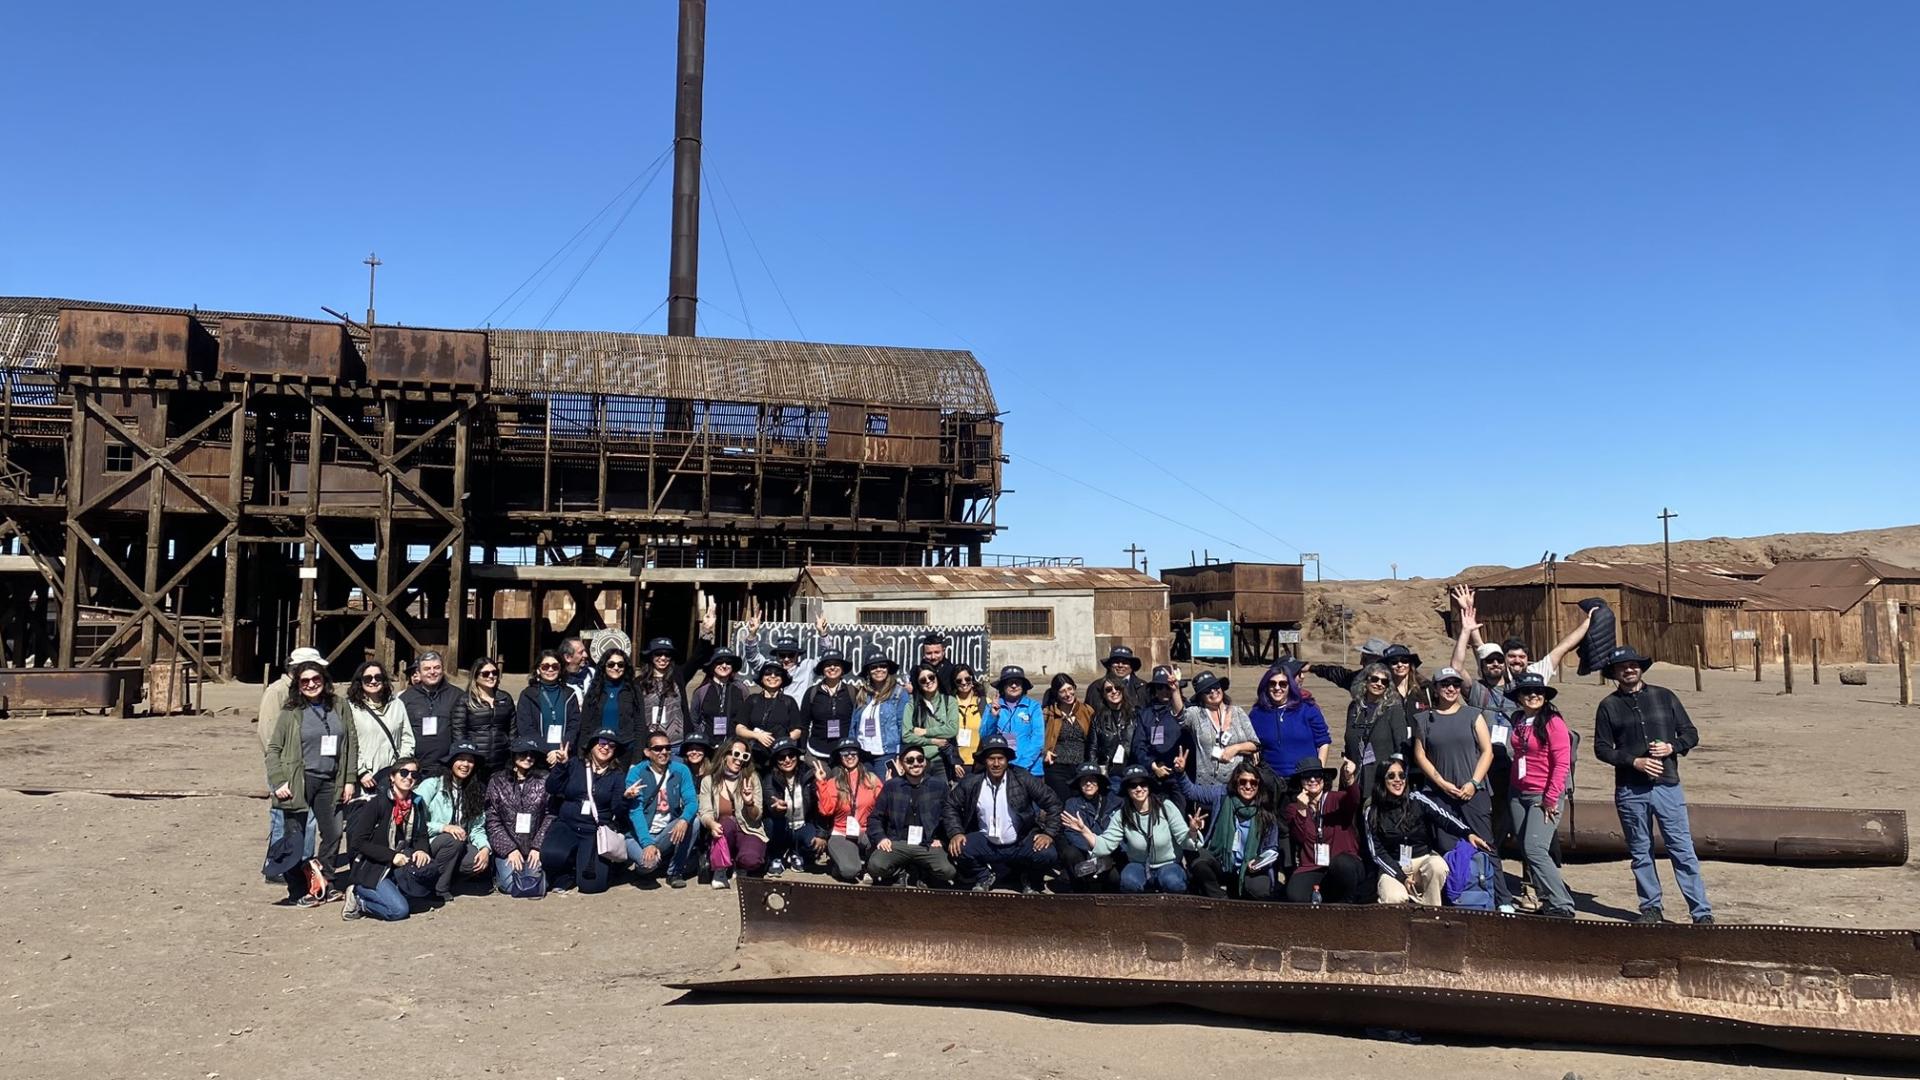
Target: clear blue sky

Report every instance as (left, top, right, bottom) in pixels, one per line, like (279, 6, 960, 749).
(5, 2, 1916, 578)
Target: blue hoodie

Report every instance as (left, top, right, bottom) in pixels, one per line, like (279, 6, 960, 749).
(1247, 659, 1330, 777)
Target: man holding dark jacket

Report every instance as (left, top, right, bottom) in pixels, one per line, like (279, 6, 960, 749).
(865, 745, 956, 886)
(943, 735, 1060, 892)
(1592, 646, 1712, 925)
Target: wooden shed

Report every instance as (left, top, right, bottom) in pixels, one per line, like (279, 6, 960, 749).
(1734, 558, 1920, 665)
(1161, 561, 1306, 663)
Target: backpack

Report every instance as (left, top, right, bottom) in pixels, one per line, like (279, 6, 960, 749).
(1442, 838, 1497, 910)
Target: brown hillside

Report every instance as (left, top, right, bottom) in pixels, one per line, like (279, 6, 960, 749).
(1570, 523, 1920, 570)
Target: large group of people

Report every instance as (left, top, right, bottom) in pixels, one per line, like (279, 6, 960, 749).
(260, 594, 1711, 926)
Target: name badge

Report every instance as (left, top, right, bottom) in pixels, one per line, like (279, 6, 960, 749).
(713, 716, 728, 737)
(319, 734, 339, 757)
(1398, 844, 1413, 868)
(1314, 843, 1330, 866)
(907, 825, 924, 845)
(1111, 744, 1126, 764)
(1515, 757, 1528, 781)
(827, 719, 842, 739)
(580, 801, 594, 818)
(841, 817, 861, 837)
(1490, 721, 1510, 745)
(957, 728, 974, 746)
(546, 724, 563, 745)
(652, 706, 664, 728)
(514, 812, 532, 835)
(1151, 725, 1164, 744)
(422, 716, 439, 737)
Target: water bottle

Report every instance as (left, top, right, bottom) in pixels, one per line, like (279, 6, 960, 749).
(1311, 883, 1322, 906)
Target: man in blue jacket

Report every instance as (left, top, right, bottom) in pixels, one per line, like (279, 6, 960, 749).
(622, 729, 701, 888)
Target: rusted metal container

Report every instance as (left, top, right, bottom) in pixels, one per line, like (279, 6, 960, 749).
(217, 317, 357, 380)
(56, 309, 202, 373)
(366, 327, 487, 388)
(0, 666, 141, 716)
(1163, 561, 1305, 623)
(679, 880, 1920, 1062)
(1557, 798, 1906, 866)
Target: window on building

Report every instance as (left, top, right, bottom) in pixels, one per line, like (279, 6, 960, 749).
(858, 608, 928, 627)
(865, 412, 889, 435)
(104, 444, 134, 473)
(986, 607, 1053, 639)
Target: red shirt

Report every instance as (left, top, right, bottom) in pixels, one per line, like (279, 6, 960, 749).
(1284, 785, 1362, 872)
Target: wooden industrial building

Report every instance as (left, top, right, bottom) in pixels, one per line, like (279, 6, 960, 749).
(1737, 557, 1920, 665)
(0, 297, 1003, 681)
(1161, 561, 1305, 663)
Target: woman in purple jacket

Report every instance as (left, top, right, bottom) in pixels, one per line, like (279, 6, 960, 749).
(483, 738, 553, 895)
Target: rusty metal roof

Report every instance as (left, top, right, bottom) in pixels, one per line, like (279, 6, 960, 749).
(0, 296, 998, 414)
(1745, 557, 1920, 613)
(1461, 562, 1806, 606)
(802, 565, 1165, 597)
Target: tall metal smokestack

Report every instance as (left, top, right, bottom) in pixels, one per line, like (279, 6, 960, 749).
(667, 0, 706, 337)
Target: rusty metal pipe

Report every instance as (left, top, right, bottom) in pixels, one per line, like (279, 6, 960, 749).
(675, 880, 1920, 1062)
(1556, 799, 1907, 867)
(666, 0, 706, 337)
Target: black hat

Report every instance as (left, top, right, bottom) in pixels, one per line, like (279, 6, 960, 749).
(862, 654, 900, 677)
(920, 631, 949, 647)
(585, 727, 630, 751)
(772, 636, 802, 657)
(643, 637, 677, 658)
(992, 665, 1032, 692)
(262, 830, 307, 880)
(1289, 758, 1338, 787)
(508, 737, 542, 757)
(1147, 666, 1180, 689)
(832, 737, 871, 760)
(754, 661, 792, 688)
(1600, 645, 1655, 677)
(767, 738, 800, 759)
(442, 740, 484, 766)
(1073, 762, 1106, 784)
(1380, 644, 1422, 667)
(1118, 763, 1152, 787)
(704, 647, 743, 673)
(1507, 672, 1558, 701)
(1101, 645, 1143, 670)
(977, 734, 1016, 760)
(815, 650, 850, 675)
(679, 731, 714, 755)
(1189, 671, 1230, 698)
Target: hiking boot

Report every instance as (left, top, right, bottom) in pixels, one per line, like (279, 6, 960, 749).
(666, 875, 687, 889)
(1635, 908, 1666, 925)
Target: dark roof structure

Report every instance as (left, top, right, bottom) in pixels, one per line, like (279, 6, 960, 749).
(1746, 557, 1920, 613)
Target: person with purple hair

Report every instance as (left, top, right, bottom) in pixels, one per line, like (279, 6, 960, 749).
(1248, 659, 1331, 782)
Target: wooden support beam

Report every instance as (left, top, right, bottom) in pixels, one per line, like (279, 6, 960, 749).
(138, 392, 170, 673)
(220, 381, 248, 677)
(448, 404, 470, 667)
(299, 398, 321, 645)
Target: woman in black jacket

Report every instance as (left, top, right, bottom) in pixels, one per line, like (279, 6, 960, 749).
(740, 662, 801, 756)
(1086, 676, 1136, 773)
(451, 657, 516, 774)
(799, 651, 857, 762)
(689, 647, 752, 746)
(516, 650, 582, 768)
(1341, 663, 1412, 801)
(578, 648, 642, 758)
(759, 738, 824, 874)
(1364, 754, 1488, 906)
(538, 728, 633, 894)
(342, 758, 442, 921)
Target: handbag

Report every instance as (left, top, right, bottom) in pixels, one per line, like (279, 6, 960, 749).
(507, 864, 546, 899)
(584, 767, 628, 861)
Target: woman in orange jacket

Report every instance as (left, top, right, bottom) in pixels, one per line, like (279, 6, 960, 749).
(816, 738, 886, 882)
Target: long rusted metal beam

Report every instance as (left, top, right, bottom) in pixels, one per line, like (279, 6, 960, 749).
(675, 880, 1920, 1062)
(1557, 799, 1907, 866)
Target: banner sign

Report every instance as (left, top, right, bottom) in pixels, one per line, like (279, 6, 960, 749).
(734, 623, 991, 675)
(1191, 619, 1232, 659)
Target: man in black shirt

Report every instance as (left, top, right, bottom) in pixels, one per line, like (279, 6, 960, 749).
(401, 651, 457, 775)
(1592, 646, 1712, 925)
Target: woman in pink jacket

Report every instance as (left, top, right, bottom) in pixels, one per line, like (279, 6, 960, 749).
(1506, 673, 1573, 918)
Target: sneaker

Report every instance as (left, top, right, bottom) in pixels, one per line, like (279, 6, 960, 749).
(1497, 903, 1517, 915)
(667, 876, 687, 889)
(1693, 914, 1715, 926)
(712, 877, 731, 890)
(295, 893, 323, 909)
(766, 862, 785, 879)
(857, 873, 874, 886)
(970, 871, 997, 893)
(786, 852, 805, 871)
(1540, 907, 1576, 920)
(1635, 909, 1666, 925)
(341, 888, 363, 921)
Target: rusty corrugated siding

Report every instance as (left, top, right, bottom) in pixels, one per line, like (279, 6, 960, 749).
(1746, 557, 1920, 613)
(1462, 562, 1806, 607)
(803, 565, 1165, 597)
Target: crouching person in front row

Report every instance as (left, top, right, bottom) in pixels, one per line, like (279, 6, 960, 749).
(1063, 763, 1191, 894)
(623, 730, 701, 888)
(343, 758, 444, 921)
(415, 742, 492, 903)
(483, 739, 552, 896)
(942, 735, 1061, 892)
(539, 728, 633, 894)
(864, 744, 957, 886)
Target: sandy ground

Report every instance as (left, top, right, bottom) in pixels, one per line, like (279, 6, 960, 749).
(2, 665, 1916, 1079)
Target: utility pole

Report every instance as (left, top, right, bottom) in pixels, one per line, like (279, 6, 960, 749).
(666, 0, 707, 337)
(1658, 507, 1679, 622)
(1123, 543, 1145, 571)
(1390, 562, 1398, 581)
(363, 252, 382, 328)
(1301, 552, 1321, 583)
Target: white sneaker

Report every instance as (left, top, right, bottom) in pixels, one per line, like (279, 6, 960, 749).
(712, 877, 731, 890)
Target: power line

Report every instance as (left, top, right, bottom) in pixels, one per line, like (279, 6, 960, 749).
(696, 297, 754, 331)
(1006, 451, 1285, 564)
(706, 153, 806, 340)
(535, 157, 666, 330)
(703, 168, 753, 336)
(626, 296, 670, 334)
(474, 143, 673, 328)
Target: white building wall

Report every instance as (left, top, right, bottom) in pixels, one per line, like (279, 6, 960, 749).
(817, 591, 1097, 678)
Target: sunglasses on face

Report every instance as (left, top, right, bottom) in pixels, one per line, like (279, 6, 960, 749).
(1438, 681, 1463, 690)
(362, 674, 385, 683)
(918, 675, 938, 684)
(538, 662, 559, 671)
(394, 768, 420, 778)
(478, 669, 499, 678)
(953, 677, 973, 685)
(901, 755, 926, 764)
(1365, 676, 1389, 685)
(298, 675, 324, 687)
(1518, 690, 1545, 698)
(594, 739, 618, 748)
(1385, 771, 1407, 781)
(646, 744, 671, 753)
(1390, 659, 1411, 667)
(727, 751, 753, 761)
(1301, 776, 1325, 785)
(1104, 687, 1123, 696)
(774, 752, 798, 762)
(1124, 780, 1149, 790)
(1234, 778, 1261, 789)
(605, 661, 626, 670)
(1266, 680, 1289, 690)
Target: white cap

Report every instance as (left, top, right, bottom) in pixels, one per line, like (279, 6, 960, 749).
(288, 647, 324, 666)
(1475, 643, 1504, 661)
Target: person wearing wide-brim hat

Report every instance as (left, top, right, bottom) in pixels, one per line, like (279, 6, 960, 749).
(1058, 761, 1120, 891)
(1308, 637, 1394, 700)
(1064, 762, 1193, 895)
(537, 727, 635, 895)
(941, 733, 1061, 892)
(740, 662, 802, 762)
(817, 738, 886, 882)
(981, 666, 1046, 777)
(1128, 667, 1189, 808)
(1503, 672, 1575, 918)
(482, 738, 554, 897)
(690, 646, 752, 747)
(1593, 644, 1710, 925)
(1379, 645, 1432, 710)
(853, 654, 910, 773)
(761, 737, 825, 875)
(1282, 755, 1366, 903)
(415, 741, 491, 903)
(1183, 670, 1257, 789)
(799, 650, 859, 763)
(1099, 645, 1149, 712)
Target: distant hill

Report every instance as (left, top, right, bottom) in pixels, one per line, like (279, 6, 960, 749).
(1570, 524, 1920, 571)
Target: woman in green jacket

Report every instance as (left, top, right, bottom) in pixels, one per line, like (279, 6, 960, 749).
(1063, 763, 1193, 894)
(901, 663, 958, 760)
(264, 659, 358, 905)
(414, 741, 492, 902)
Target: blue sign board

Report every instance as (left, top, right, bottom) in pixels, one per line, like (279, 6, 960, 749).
(1191, 619, 1232, 659)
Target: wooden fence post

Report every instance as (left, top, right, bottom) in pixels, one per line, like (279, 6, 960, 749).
(1754, 640, 1762, 681)
(1812, 637, 1821, 685)
(1693, 645, 1703, 692)
(1902, 640, 1913, 707)
(1783, 632, 1794, 694)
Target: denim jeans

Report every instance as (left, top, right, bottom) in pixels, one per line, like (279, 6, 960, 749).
(954, 830, 1059, 887)
(625, 824, 699, 879)
(765, 815, 823, 865)
(1615, 781, 1711, 920)
(490, 855, 547, 894)
(1119, 860, 1187, 894)
(358, 864, 435, 921)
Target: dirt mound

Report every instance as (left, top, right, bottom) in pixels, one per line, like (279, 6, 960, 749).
(1571, 523, 1920, 570)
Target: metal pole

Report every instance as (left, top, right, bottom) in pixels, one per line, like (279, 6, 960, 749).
(1811, 637, 1820, 684)
(666, 0, 707, 337)
(363, 252, 381, 328)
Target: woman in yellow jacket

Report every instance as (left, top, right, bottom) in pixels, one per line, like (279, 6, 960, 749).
(948, 664, 985, 778)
